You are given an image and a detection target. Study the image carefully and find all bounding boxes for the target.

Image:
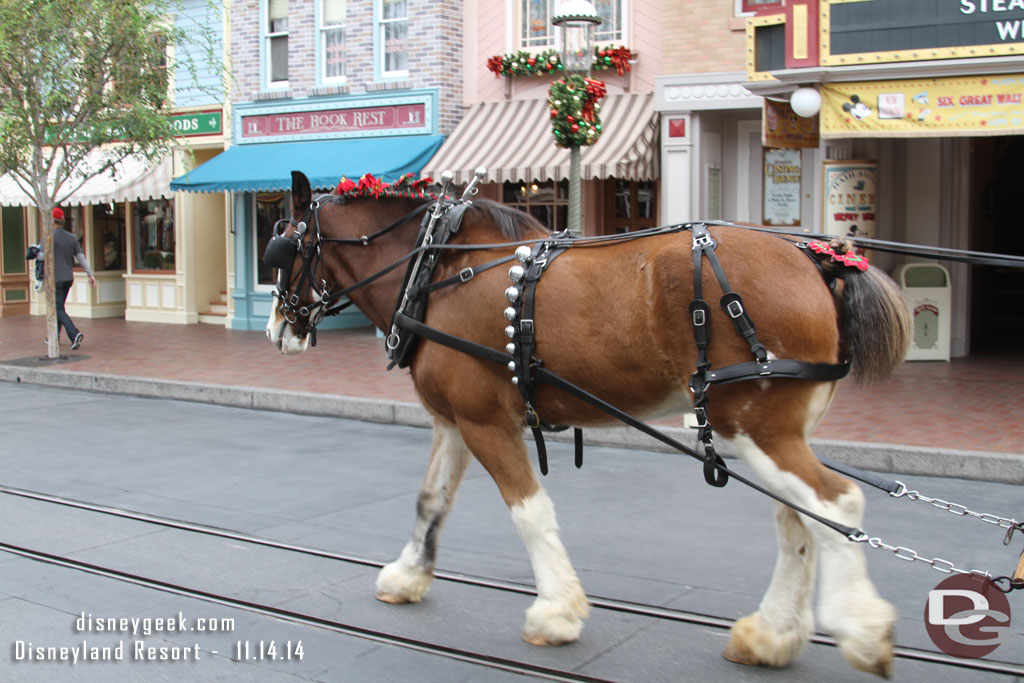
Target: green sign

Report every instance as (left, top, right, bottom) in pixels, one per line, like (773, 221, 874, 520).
(169, 110, 222, 137)
(44, 110, 222, 144)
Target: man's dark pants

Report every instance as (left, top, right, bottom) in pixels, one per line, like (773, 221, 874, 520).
(54, 280, 80, 342)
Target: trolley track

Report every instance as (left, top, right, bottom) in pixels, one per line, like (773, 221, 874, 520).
(2, 484, 1022, 679)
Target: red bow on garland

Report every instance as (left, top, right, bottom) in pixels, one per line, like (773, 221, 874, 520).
(580, 78, 607, 123)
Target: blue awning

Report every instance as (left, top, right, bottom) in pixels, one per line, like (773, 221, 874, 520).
(170, 135, 445, 193)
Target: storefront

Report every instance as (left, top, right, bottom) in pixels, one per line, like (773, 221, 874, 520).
(422, 93, 661, 236)
(658, 0, 1024, 357)
(170, 91, 445, 331)
(0, 152, 176, 321)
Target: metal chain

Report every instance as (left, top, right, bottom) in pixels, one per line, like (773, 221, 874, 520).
(889, 481, 1024, 545)
(848, 530, 990, 577)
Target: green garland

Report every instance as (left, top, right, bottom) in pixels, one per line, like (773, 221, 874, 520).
(487, 45, 633, 78)
(548, 74, 606, 148)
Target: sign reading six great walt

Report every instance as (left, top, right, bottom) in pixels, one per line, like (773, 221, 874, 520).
(825, 0, 1024, 65)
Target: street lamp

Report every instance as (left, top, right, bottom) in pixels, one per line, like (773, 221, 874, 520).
(790, 86, 822, 118)
(552, 0, 601, 234)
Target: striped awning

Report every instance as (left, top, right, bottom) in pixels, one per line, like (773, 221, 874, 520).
(0, 152, 173, 207)
(423, 93, 659, 184)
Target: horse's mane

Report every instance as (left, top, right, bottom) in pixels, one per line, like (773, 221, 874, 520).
(316, 192, 549, 242)
(468, 197, 550, 241)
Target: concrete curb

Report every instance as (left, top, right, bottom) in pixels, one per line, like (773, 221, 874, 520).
(3, 364, 1022, 484)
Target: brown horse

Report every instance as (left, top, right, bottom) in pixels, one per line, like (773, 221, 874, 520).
(267, 170, 911, 677)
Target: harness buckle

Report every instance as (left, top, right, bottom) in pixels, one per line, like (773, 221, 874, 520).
(459, 267, 474, 283)
(726, 299, 744, 319)
(360, 235, 369, 246)
(692, 309, 706, 326)
(693, 233, 714, 249)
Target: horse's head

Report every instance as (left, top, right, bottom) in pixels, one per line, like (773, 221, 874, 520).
(265, 170, 322, 355)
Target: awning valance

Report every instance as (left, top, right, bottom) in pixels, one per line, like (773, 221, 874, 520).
(170, 135, 446, 193)
(422, 93, 659, 185)
(0, 153, 173, 207)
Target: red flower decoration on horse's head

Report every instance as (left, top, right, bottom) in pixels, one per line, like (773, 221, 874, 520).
(835, 252, 870, 271)
(336, 176, 356, 194)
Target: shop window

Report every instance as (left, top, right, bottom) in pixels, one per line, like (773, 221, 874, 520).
(604, 180, 657, 234)
(255, 192, 289, 288)
(503, 180, 568, 232)
(519, 0, 624, 50)
(132, 198, 175, 271)
(378, 0, 408, 78)
(92, 203, 126, 271)
(265, 0, 289, 88)
(321, 0, 347, 83)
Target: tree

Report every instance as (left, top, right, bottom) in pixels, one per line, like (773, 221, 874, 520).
(0, 0, 221, 358)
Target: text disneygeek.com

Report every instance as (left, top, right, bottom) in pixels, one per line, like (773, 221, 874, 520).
(10, 611, 305, 664)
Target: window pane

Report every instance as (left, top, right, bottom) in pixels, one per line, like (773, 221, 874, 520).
(382, 0, 406, 20)
(133, 199, 175, 271)
(522, 0, 553, 47)
(502, 180, 567, 232)
(323, 0, 345, 25)
(92, 203, 125, 271)
(270, 35, 288, 82)
(269, 0, 287, 30)
(256, 193, 288, 286)
(383, 20, 407, 72)
(614, 181, 631, 218)
(594, 0, 621, 42)
(324, 27, 345, 79)
(637, 182, 655, 219)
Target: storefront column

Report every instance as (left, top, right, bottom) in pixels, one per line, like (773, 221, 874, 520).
(660, 113, 692, 224)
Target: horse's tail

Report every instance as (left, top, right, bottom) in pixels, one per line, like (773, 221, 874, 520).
(813, 239, 912, 384)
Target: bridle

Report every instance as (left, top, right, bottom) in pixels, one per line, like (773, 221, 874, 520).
(263, 195, 432, 342)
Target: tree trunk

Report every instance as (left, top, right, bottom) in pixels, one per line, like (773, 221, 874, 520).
(42, 211, 59, 359)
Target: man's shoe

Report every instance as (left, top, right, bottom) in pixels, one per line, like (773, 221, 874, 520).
(71, 333, 83, 350)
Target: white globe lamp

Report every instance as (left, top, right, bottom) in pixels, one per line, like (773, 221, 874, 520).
(790, 87, 822, 118)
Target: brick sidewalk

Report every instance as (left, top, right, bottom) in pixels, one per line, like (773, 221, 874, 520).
(2, 314, 1022, 455)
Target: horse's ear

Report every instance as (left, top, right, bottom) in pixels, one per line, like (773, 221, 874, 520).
(291, 171, 312, 214)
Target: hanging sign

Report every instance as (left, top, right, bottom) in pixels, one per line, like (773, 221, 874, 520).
(763, 99, 819, 149)
(822, 160, 876, 239)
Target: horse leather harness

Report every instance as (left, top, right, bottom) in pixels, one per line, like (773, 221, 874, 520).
(268, 195, 851, 487)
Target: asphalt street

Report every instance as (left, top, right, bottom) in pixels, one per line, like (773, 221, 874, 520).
(0, 382, 1021, 682)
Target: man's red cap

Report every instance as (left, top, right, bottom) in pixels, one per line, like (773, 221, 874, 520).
(52, 207, 64, 220)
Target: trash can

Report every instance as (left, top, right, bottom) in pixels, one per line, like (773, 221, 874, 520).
(894, 263, 951, 361)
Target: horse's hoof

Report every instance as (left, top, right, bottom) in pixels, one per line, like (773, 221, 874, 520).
(722, 613, 810, 668)
(829, 597, 895, 679)
(521, 597, 586, 646)
(839, 623, 894, 679)
(376, 591, 417, 604)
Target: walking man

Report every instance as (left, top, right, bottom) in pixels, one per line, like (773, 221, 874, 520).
(48, 207, 96, 350)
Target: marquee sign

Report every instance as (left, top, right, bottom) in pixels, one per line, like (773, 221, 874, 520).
(823, 0, 1024, 66)
(821, 74, 1024, 136)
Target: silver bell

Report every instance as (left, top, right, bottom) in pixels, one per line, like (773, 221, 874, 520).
(507, 361, 517, 372)
(515, 245, 533, 264)
(508, 265, 525, 283)
(503, 306, 517, 322)
(504, 325, 516, 339)
(504, 286, 520, 303)
(511, 376, 520, 385)
(505, 342, 516, 355)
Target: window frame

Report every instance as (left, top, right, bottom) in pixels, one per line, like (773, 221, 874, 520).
(502, 180, 569, 233)
(253, 191, 290, 292)
(318, 0, 347, 85)
(376, 0, 409, 80)
(736, 0, 784, 16)
(514, 0, 626, 53)
(131, 198, 176, 273)
(263, 0, 289, 90)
